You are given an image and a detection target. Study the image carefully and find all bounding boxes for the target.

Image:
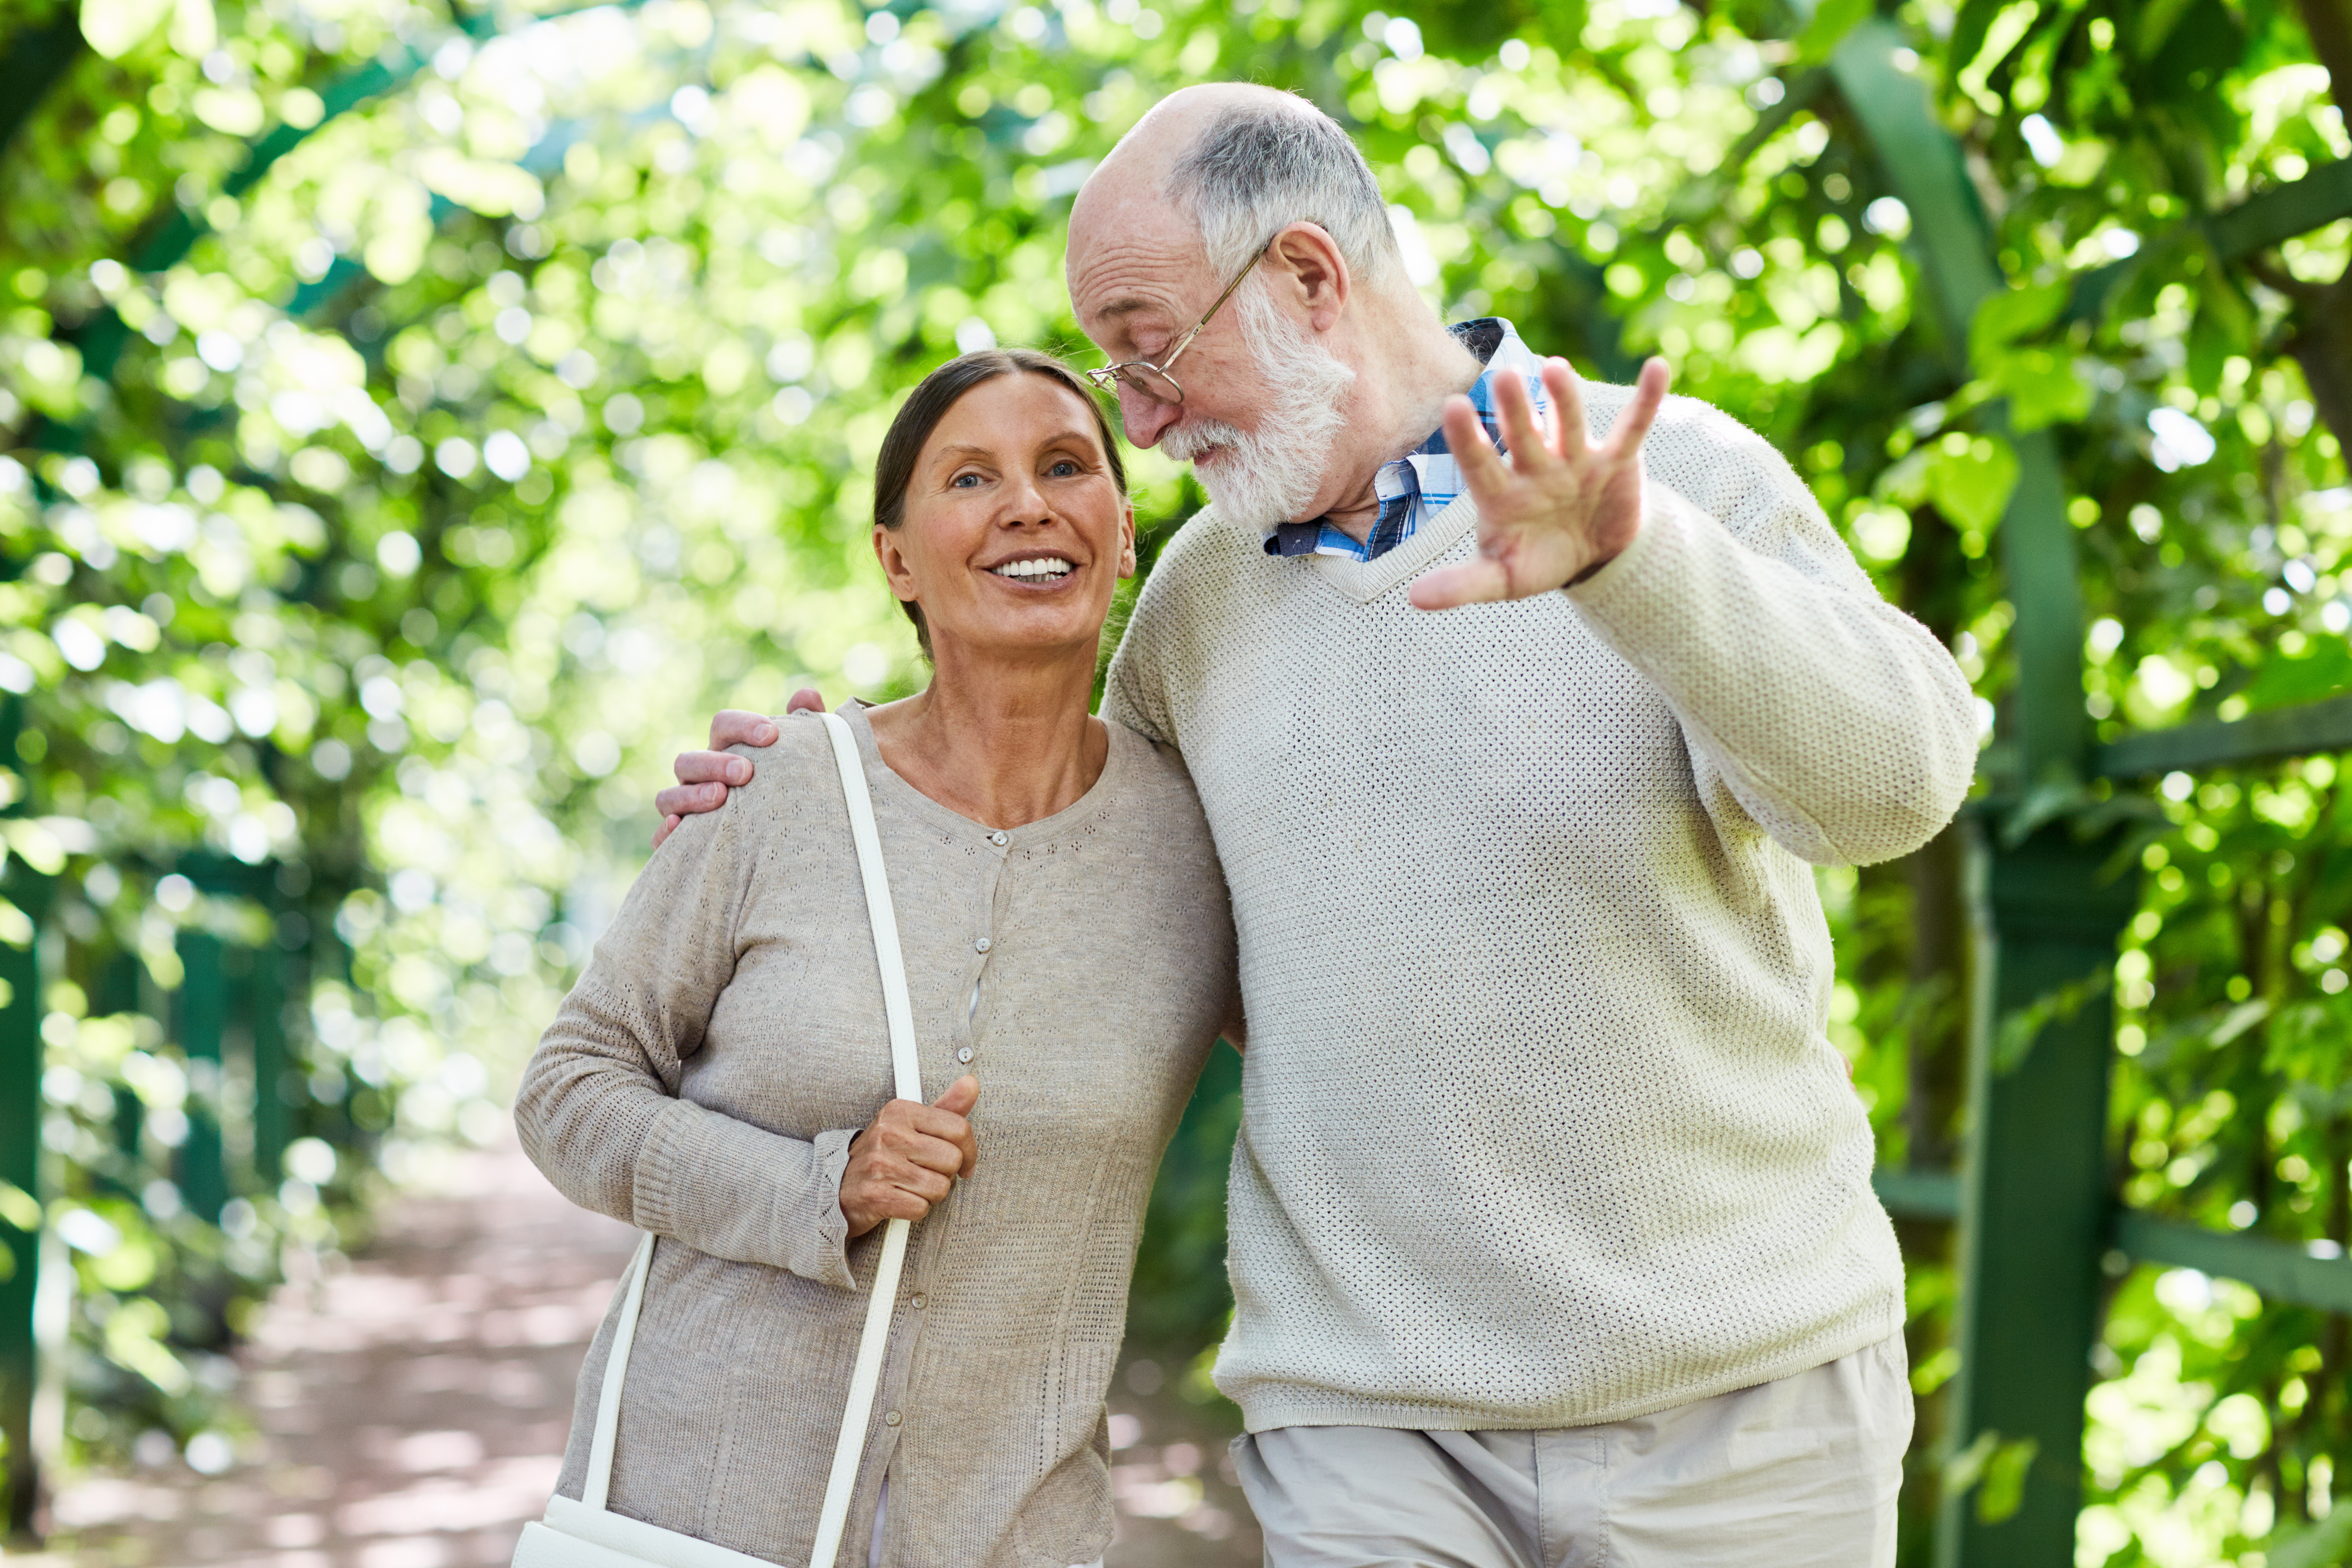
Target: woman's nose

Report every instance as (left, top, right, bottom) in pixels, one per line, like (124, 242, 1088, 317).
(999, 472, 1051, 522)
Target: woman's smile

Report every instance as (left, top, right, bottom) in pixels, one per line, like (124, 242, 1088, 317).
(984, 550, 1081, 586)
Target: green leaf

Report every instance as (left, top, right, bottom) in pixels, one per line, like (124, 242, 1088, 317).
(1882, 434, 2023, 534)
(0, 1178, 40, 1234)
(78, 0, 173, 59)
(1974, 1436, 2040, 1523)
(2270, 1508, 2352, 1568)
(2239, 640, 2352, 711)
(1792, 0, 1873, 67)
(1992, 966, 2110, 1074)
(2134, 0, 2199, 55)
(1987, 347, 2094, 432)
(1968, 280, 2069, 369)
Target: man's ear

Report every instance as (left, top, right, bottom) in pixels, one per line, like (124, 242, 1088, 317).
(1266, 221, 1351, 334)
(873, 524, 921, 604)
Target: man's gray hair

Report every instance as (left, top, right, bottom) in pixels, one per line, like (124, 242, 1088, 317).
(1165, 97, 1403, 289)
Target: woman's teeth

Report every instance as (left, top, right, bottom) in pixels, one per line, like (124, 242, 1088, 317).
(991, 559, 1073, 579)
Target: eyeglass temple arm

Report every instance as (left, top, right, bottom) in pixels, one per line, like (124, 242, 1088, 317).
(1160, 249, 1269, 377)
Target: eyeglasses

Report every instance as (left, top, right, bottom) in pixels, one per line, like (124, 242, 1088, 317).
(1083, 239, 1274, 408)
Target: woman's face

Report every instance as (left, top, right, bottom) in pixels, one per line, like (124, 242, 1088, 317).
(878, 373, 1136, 664)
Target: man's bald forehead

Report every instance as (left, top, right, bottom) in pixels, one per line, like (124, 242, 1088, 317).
(1078, 83, 1317, 212)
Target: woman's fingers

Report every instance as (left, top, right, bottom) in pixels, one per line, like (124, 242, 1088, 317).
(873, 1084, 980, 1173)
(841, 1077, 984, 1234)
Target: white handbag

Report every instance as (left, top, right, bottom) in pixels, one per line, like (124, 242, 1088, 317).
(514, 710, 927, 1568)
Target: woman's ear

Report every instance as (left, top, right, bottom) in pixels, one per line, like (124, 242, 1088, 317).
(1118, 503, 1138, 579)
(873, 523, 921, 604)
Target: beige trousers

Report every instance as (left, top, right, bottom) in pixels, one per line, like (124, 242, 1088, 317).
(1234, 1333, 1913, 1568)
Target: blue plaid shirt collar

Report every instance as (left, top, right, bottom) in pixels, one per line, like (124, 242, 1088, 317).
(1263, 318, 1545, 562)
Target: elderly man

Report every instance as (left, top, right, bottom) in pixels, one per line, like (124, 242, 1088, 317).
(658, 84, 1975, 1566)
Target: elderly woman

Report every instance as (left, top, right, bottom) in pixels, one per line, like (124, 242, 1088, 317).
(515, 349, 1238, 1568)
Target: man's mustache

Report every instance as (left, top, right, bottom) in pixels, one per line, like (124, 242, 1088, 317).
(1159, 418, 1247, 462)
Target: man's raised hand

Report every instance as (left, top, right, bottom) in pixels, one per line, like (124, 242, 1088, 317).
(1408, 355, 1671, 611)
(650, 688, 825, 847)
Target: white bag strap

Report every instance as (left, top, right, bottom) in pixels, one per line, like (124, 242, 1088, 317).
(575, 711, 927, 1568)
(806, 709, 925, 1567)
(581, 1229, 655, 1510)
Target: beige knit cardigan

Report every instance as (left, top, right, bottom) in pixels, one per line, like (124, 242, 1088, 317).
(515, 705, 1238, 1568)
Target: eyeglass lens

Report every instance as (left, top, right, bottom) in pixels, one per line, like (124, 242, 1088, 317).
(1114, 363, 1182, 405)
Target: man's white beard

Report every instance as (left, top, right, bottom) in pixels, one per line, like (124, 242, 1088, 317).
(1158, 283, 1356, 530)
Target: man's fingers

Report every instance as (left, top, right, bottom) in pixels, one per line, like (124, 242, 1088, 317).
(1441, 396, 1512, 497)
(1408, 556, 1511, 612)
(784, 687, 826, 715)
(653, 814, 680, 850)
(654, 780, 729, 818)
(1607, 357, 1672, 458)
(706, 708, 780, 749)
(1544, 358, 1592, 460)
(1492, 370, 1549, 471)
(673, 749, 751, 788)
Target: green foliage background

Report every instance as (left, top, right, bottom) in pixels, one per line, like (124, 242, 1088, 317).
(1, 0, 2348, 1557)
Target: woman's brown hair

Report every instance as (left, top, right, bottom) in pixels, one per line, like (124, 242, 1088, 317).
(872, 348, 1129, 657)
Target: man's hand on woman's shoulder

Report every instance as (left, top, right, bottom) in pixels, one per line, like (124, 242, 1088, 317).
(651, 688, 825, 847)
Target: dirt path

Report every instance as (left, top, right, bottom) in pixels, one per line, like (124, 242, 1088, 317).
(12, 1142, 1257, 1568)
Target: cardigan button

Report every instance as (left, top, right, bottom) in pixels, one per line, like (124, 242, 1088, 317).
(974, 936, 992, 953)
(909, 1293, 926, 1310)
(989, 830, 1008, 846)
(884, 1410, 902, 1427)
(956, 1047, 974, 1064)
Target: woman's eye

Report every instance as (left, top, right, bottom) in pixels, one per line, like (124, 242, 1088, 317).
(1047, 460, 1081, 478)
(950, 472, 984, 488)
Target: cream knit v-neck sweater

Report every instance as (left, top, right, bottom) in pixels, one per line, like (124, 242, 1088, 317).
(1104, 381, 1978, 1433)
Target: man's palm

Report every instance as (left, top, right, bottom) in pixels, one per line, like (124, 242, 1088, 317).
(1409, 355, 1671, 610)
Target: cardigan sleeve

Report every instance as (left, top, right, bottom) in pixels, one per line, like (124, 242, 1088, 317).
(1563, 399, 1978, 868)
(514, 742, 858, 1290)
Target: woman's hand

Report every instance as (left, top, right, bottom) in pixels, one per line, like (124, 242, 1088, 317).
(839, 1075, 980, 1238)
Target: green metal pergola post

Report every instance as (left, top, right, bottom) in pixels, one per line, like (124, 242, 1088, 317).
(1828, 22, 2136, 1566)
(1937, 826, 2135, 1561)
(175, 931, 228, 1226)
(0, 883, 42, 1542)
(244, 940, 290, 1189)
(0, 696, 44, 1539)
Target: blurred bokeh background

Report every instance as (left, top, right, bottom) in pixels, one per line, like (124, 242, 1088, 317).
(0, 0, 2348, 1560)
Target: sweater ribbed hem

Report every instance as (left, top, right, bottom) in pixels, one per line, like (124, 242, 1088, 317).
(1227, 1301, 1905, 1437)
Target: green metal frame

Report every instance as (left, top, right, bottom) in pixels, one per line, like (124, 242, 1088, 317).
(1820, 10, 2352, 1563)
(0, 697, 43, 1539)
(4, 0, 2347, 1554)
(2097, 693, 2352, 776)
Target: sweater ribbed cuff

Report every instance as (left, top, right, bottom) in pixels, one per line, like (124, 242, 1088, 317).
(806, 1126, 858, 1288)
(630, 1098, 861, 1290)
(1560, 482, 1698, 619)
